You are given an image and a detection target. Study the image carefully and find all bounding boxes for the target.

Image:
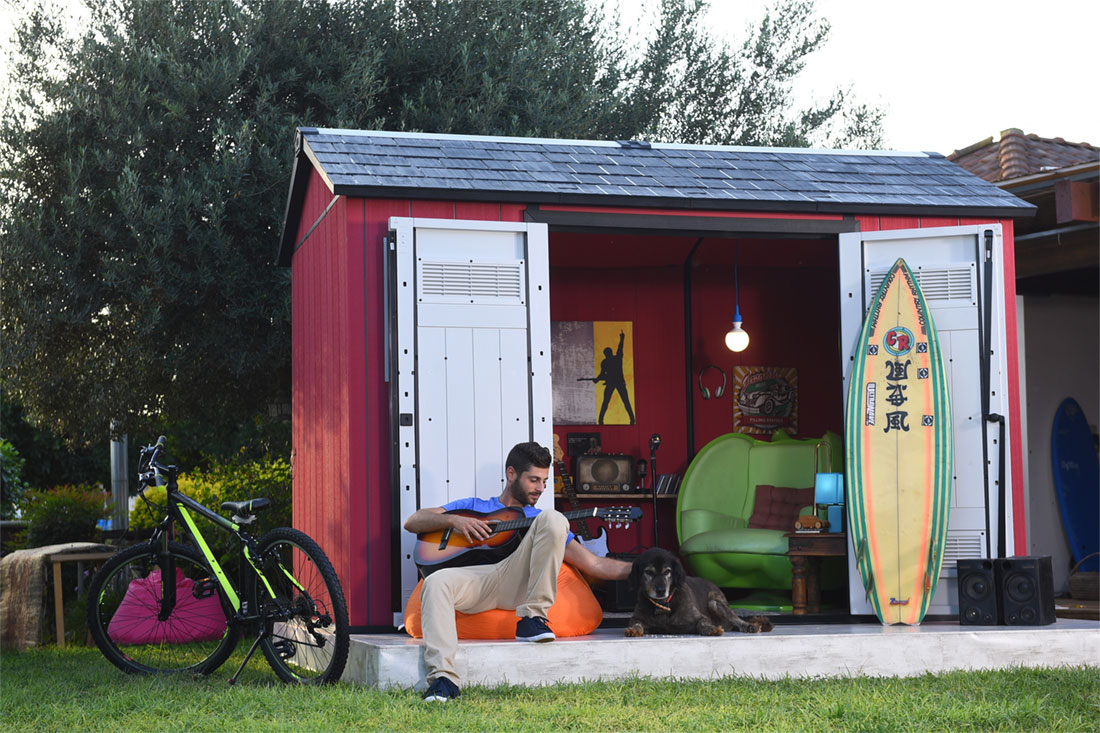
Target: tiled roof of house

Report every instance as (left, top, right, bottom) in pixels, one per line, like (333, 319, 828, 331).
(280, 128, 1035, 260)
(948, 128, 1099, 183)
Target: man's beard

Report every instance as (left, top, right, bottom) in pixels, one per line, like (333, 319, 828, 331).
(508, 478, 534, 506)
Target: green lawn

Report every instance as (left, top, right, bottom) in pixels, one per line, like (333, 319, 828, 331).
(2, 645, 1097, 731)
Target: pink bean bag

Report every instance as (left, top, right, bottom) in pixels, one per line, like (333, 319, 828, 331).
(108, 568, 226, 645)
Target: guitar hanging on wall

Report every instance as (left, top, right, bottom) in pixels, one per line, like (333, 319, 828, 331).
(413, 505, 640, 576)
(554, 433, 610, 556)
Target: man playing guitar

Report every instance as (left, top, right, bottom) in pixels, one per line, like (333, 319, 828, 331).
(404, 441, 630, 702)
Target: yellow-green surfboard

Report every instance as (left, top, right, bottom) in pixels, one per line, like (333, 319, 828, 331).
(846, 258, 952, 625)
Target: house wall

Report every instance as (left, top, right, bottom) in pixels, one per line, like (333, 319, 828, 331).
(1021, 294, 1100, 593)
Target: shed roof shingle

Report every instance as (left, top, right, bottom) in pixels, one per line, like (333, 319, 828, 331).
(279, 128, 1034, 263)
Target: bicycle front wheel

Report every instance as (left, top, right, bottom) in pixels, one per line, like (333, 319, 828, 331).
(251, 528, 349, 684)
(86, 541, 239, 676)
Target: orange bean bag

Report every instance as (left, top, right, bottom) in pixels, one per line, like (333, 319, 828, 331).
(403, 563, 603, 639)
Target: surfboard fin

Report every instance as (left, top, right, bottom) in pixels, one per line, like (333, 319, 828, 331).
(856, 538, 876, 602)
(924, 547, 938, 593)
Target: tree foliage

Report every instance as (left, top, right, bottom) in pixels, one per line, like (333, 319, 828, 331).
(1, 0, 882, 448)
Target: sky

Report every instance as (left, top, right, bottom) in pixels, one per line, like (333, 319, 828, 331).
(696, 0, 1100, 154)
(2, 0, 1097, 156)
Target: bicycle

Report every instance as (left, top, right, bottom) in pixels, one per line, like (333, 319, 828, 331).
(86, 437, 350, 684)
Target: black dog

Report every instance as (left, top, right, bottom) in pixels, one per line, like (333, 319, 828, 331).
(624, 548, 774, 637)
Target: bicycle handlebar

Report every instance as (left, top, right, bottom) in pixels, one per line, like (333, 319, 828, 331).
(139, 436, 176, 489)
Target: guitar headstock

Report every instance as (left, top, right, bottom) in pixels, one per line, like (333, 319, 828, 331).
(595, 505, 643, 529)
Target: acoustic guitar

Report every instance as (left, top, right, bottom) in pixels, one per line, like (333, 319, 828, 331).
(413, 505, 640, 576)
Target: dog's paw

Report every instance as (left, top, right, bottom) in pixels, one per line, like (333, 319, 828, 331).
(748, 616, 774, 633)
(700, 623, 723, 636)
(624, 623, 645, 637)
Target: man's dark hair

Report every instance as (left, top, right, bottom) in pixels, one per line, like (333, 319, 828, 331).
(505, 441, 551, 475)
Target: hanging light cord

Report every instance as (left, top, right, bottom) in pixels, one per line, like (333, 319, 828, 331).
(734, 241, 741, 321)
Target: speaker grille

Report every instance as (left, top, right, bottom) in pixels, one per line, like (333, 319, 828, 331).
(957, 558, 998, 625)
(996, 556, 1055, 626)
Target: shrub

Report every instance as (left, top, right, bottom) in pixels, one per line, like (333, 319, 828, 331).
(21, 484, 111, 547)
(130, 456, 291, 569)
(1, 439, 29, 519)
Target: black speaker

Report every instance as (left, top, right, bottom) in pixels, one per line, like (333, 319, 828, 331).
(996, 556, 1056, 626)
(957, 559, 998, 625)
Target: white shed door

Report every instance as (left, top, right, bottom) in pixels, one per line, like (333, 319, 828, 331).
(389, 218, 552, 622)
(839, 224, 1012, 618)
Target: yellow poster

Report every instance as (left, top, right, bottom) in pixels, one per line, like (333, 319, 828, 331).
(590, 321, 636, 425)
(551, 321, 636, 425)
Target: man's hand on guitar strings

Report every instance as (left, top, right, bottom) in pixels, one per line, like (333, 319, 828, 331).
(451, 513, 494, 542)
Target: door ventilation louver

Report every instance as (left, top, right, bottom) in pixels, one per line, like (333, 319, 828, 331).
(419, 261, 524, 303)
(940, 531, 987, 576)
(869, 266, 974, 303)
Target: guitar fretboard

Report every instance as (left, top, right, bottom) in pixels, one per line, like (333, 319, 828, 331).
(489, 508, 597, 534)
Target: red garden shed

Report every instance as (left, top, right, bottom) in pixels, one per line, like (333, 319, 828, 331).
(276, 129, 1034, 630)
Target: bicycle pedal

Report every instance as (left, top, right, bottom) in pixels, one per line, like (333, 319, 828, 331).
(272, 639, 296, 660)
(193, 578, 218, 599)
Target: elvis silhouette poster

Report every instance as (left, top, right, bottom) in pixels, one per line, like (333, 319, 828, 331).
(552, 321, 636, 425)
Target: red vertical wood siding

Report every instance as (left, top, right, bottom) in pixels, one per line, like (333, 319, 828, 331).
(547, 233, 842, 550)
(291, 167, 351, 615)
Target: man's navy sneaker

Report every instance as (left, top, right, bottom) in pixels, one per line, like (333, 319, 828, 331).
(516, 615, 555, 642)
(422, 676, 461, 702)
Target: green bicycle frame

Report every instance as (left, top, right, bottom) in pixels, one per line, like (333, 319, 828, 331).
(157, 487, 295, 618)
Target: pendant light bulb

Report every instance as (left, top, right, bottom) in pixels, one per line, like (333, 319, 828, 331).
(725, 307, 749, 353)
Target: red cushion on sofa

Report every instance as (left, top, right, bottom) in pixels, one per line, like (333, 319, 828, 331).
(747, 484, 814, 531)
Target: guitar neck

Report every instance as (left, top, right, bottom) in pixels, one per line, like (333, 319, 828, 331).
(490, 507, 601, 535)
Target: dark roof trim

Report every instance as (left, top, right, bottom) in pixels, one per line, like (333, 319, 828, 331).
(524, 206, 860, 237)
(277, 131, 314, 266)
(324, 182, 1035, 219)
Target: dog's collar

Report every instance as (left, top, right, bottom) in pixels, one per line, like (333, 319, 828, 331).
(647, 590, 674, 613)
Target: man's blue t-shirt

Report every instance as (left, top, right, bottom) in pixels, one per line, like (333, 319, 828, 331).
(441, 496, 575, 548)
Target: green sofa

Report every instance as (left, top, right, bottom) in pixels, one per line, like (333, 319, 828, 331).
(675, 431, 844, 589)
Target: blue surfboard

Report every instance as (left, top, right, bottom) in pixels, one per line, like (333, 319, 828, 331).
(1051, 398, 1099, 572)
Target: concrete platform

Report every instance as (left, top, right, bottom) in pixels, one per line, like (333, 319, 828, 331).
(342, 619, 1100, 689)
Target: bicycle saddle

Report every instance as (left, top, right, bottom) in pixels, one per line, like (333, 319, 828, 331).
(221, 498, 271, 521)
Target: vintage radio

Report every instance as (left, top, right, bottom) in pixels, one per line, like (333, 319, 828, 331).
(575, 454, 634, 493)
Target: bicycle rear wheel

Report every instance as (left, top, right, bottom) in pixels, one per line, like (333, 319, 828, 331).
(86, 541, 239, 676)
(251, 528, 349, 684)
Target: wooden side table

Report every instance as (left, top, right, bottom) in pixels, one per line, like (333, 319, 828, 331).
(785, 532, 846, 615)
(50, 550, 117, 647)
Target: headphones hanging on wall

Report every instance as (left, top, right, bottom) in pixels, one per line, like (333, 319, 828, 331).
(697, 365, 727, 400)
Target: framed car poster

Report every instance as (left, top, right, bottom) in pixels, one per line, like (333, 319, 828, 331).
(732, 366, 798, 434)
